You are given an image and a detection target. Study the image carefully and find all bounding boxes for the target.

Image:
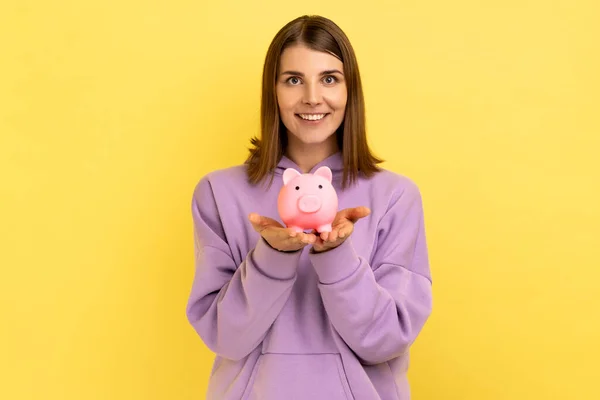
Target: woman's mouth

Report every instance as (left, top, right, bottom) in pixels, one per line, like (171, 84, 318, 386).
(295, 113, 329, 123)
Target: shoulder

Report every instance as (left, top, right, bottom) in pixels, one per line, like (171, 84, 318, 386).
(192, 164, 250, 200)
(364, 168, 423, 204)
(196, 164, 249, 187)
(353, 168, 425, 225)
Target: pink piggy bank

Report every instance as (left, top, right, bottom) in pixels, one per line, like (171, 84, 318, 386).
(277, 166, 338, 233)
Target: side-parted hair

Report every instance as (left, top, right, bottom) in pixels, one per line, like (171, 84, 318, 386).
(245, 15, 383, 189)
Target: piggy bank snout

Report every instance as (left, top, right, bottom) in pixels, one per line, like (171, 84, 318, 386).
(298, 195, 322, 213)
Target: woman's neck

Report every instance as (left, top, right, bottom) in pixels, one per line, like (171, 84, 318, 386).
(284, 134, 339, 173)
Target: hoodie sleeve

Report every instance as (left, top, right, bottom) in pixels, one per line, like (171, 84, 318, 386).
(308, 179, 432, 365)
(186, 176, 302, 361)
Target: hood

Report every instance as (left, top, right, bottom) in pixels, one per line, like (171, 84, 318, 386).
(274, 151, 344, 178)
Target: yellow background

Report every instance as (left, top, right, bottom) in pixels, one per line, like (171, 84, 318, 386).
(2, 0, 599, 399)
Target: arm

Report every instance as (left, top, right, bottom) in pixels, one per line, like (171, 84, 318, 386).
(185, 177, 302, 361)
(308, 181, 432, 365)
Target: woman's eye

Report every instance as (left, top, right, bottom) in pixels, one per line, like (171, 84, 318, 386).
(288, 77, 300, 85)
(323, 76, 336, 84)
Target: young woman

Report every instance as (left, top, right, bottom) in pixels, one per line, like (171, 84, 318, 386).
(186, 15, 432, 400)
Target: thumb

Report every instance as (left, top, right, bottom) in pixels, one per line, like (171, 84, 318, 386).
(248, 213, 265, 231)
(345, 206, 371, 223)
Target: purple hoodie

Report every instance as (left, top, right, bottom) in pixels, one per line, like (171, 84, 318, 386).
(186, 152, 432, 399)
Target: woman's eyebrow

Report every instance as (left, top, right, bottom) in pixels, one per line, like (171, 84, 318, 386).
(280, 69, 344, 76)
(321, 69, 344, 76)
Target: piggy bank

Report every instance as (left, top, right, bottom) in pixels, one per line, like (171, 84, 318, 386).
(277, 166, 338, 233)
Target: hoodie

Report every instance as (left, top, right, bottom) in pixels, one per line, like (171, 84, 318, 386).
(186, 152, 432, 399)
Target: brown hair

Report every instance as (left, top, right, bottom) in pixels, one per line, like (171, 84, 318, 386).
(245, 15, 383, 189)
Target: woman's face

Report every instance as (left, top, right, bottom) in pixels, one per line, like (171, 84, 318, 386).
(276, 44, 347, 148)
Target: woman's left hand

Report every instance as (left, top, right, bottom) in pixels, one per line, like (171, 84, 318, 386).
(312, 207, 371, 253)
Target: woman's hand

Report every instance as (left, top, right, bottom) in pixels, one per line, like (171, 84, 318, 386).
(312, 207, 371, 253)
(249, 213, 317, 252)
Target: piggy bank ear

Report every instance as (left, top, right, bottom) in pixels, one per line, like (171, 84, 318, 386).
(314, 166, 332, 183)
(283, 168, 301, 185)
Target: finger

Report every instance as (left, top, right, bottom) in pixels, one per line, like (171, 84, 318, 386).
(329, 228, 339, 242)
(309, 229, 323, 242)
(249, 213, 272, 228)
(337, 220, 353, 239)
(331, 209, 352, 225)
(294, 232, 305, 243)
(302, 232, 317, 244)
(284, 228, 302, 242)
(284, 230, 307, 245)
(248, 213, 264, 231)
(311, 230, 324, 245)
(345, 206, 371, 223)
(337, 207, 368, 221)
(287, 228, 307, 240)
(338, 224, 353, 238)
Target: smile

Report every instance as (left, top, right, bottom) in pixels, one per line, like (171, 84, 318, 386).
(297, 113, 328, 121)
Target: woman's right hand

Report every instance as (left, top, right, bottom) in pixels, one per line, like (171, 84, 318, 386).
(248, 213, 316, 252)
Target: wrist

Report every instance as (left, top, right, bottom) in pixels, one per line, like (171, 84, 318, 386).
(252, 238, 302, 280)
(309, 238, 360, 284)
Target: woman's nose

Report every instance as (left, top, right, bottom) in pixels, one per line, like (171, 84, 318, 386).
(302, 82, 322, 105)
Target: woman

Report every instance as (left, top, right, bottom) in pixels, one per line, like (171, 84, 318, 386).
(186, 15, 432, 400)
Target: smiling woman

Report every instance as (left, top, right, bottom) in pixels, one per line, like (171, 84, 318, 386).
(186, 14, 433, 400)
(245, 15, 383, 189)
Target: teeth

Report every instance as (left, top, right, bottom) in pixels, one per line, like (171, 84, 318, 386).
(299, 113, 326, 121)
